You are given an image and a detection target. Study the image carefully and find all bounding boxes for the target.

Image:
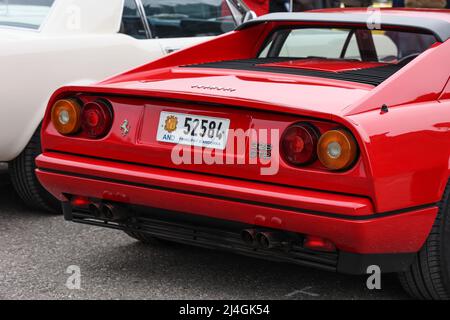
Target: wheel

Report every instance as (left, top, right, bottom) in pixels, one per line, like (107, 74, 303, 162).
(398, 182, 450, 300)
(124, 230, 173, 245)
(9, 126, 61, 213)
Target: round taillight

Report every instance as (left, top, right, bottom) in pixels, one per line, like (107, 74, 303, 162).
(81, 100, 113, 138)
(317, 130, 358, 171)
(281, 123, 319, 166)
(51, 99, 82, 135)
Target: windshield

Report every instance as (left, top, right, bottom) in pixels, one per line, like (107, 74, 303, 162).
(260, 27, 438, 63)
(0, 0, 54, 30)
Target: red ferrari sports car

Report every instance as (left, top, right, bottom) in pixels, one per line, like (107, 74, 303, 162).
(37, 8, 450, 299)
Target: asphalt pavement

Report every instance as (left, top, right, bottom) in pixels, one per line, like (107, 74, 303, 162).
(0, 166, 410, 300)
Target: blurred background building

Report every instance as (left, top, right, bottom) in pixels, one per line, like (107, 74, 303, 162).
(244, 0, 450, 14)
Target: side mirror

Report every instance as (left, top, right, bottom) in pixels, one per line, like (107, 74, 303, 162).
(242, 10, 257, 23)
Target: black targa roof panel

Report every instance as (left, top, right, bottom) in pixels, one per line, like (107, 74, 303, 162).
(236, 12, 450, 42)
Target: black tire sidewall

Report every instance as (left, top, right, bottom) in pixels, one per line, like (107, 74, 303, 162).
(9, 126, 61, 213)
(440, 194, 450, 294)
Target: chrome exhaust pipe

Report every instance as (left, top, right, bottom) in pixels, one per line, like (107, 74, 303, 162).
(88, 203, 101, 218)
(101, 203, 115, 220)
(256, 232, 282, 249)
(241, 229, 257, 246)
(100, 202, 127, 221)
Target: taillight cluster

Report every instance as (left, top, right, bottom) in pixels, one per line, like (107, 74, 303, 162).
(281, 123, 358, 171)
(51, 98, 113, 139)
(281, 123, 319, 166)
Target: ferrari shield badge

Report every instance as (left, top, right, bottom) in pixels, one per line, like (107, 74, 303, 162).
(120, 119, 130, 137)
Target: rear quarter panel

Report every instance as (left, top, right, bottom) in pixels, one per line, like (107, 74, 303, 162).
(348, 99, 450, 213)
(344, 40, 450, 212)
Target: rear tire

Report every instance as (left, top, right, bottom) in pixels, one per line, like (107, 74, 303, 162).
(398, 182, 450, 300)
(9, 126, 61, 214)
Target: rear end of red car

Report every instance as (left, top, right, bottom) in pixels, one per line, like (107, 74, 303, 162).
(35, 82, 438, 275)
(35, 9, 450, 281)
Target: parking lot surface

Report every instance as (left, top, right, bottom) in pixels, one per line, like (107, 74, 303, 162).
(0, 167, 409, 300)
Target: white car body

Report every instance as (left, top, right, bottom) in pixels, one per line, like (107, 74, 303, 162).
(0, 0, 250, 162)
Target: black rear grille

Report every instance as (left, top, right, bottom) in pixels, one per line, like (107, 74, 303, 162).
(184, 58, 404, 86)
(67, 203, 338, 272)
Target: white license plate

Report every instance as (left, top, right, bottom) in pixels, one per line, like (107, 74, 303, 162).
(157, 112, 230, 150)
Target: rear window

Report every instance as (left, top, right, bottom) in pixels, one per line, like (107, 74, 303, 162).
(0, 0, 54, 30)
(259, 27, 438, 63)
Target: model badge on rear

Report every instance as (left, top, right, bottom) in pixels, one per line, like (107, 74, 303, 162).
(191, 85, 236, 92)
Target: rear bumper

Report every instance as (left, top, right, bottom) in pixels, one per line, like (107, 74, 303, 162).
(36, 152, 438, 256)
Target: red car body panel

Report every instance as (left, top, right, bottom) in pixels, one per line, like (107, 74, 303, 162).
(35, 153, 437, 254)
(37, 9, 450, 265)
(346, 41, 450, 115)
(36, 153, 374, 216)
(441, 77, 450, 100)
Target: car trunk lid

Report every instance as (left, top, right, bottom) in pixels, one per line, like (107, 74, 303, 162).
(97, 66, 374, 118)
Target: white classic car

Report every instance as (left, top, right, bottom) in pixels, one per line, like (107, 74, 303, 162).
(0, 0, 254, 212)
